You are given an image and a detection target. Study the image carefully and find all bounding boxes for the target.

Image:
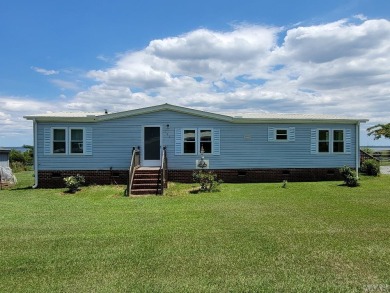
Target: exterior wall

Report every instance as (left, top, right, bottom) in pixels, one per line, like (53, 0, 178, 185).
(36, 110, 358, 173)
(0, 152, 10, 168)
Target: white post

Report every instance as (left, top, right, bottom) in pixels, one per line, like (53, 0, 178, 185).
(33, 119, 39, 188)
(356, 122, 360, 178)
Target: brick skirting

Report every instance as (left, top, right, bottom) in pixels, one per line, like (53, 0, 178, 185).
(168, 168, 343, 183)
(37, 168, 343, 188)
(38, 170, 128, 188)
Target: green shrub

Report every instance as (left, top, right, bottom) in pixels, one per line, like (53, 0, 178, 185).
(192, 170, 222, 192)
(339, 166, 359, 187)
(10, 161, 27, 173)
(345, 173, 359, 187)
(64, 174, 85, 193)
(361, 159, 380, 176)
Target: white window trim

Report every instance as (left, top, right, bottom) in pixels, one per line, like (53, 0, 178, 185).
(69, 127, 85, 155)
(51, 127, 86, 155)
(317, 129, 330, 153)
(332, 129, 345, 154)
(274, 128, 289, 142)
(268, 127, 295, 142)
(199, 128, 213, 154)
(316, 128, 346, 154)
(182, 128, 197, 155)
(51, 127, 68, 155)
(181, 128, 214, 155)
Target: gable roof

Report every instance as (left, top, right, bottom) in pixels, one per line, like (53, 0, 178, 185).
(24, 103, 368, 124)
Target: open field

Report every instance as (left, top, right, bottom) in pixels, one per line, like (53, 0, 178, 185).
(1, 172, 389, 292)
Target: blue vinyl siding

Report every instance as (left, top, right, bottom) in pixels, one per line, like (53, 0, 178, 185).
(36, 110, 357, 170)
(0, 153, 10, 168)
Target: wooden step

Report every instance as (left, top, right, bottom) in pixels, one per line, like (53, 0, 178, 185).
(134, 171, 159, 177)
(132, 183, 160, 189)
(134, 169, 160, 174)
(132, 178, 160, 184)
(130, 168, 162, 195)
(131, 188, 162, 195)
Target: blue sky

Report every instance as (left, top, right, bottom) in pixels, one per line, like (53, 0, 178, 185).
(1, 0, 390, 146)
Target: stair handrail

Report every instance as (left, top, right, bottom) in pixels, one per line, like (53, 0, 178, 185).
(159, 146, 168, 195)
(360, 149, 380, 165)
(127, 147, 140, 196)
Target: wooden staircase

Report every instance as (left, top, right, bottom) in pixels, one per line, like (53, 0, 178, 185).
(130, 167, 162, 195)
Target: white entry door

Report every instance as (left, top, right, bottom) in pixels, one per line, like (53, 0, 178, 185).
(142, 126, 161, 166)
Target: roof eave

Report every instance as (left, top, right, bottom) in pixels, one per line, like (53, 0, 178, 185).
(232, 118, 369, 124)
(96, 103, 234, 122)
(23, 116, 97, 122)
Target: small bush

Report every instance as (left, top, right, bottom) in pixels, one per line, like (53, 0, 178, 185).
(64, 174, 85, 193)
(361, 159, 380, 176)
(10, 161, 27, 173)
(339, 166, 359, 187)
(345, 174, 359, 187)
(193, 170, 222, 192)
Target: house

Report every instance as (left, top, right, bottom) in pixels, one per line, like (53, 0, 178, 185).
(0, 149, 11, 188)
(24, 103, 368, 192)
(0, 149, 10, 168)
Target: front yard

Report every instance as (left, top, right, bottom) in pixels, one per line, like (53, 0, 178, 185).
(1, 172, 389, 292)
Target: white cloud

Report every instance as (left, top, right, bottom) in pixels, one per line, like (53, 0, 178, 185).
(0, 96, 57, 146)
(354, 14, 368, 21)
(50, 79, 81, 91)
(5, 18, 390, 146)
(276, 19, 390, 64)
(31, 66, 59, 75)
(74, 18, 390, 127)
(147, 25, 277, 61)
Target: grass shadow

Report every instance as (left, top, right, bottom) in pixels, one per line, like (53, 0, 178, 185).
(7, 186, 33, 191)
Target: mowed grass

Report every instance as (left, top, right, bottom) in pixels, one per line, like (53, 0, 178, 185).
(1, 172, 389, 292)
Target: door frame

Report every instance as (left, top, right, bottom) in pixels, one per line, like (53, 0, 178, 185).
(141, 125, 162, 167)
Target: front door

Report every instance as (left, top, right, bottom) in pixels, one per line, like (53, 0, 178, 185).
(143, 126, 161, 166)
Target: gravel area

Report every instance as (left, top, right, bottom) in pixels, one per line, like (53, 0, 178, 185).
(380, 166, 390, 174)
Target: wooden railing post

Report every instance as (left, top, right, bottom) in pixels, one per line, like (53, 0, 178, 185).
(127, 147, 140, 196)
(159, 146, 167, 195)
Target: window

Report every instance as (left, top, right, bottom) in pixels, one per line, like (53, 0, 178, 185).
(53, 128, 66, 153)
(311, 128, 350, 154)
(45, 127, 92, 156)
(182, 129, 213, 154)
(70, 128, 84, 154)
(333, 130, 344, 153)
(50, 127, 87, 155)
(275, 129, 288, 141)
(318, 130, 330, 153)
(200, 129, 212, 153)
(268, 127, 295, 142)
(183, 129, 196, 154)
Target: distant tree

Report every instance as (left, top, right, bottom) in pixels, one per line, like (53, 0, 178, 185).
(9, 149, 25, 164)
(22, 145, 34, 165)
(367, 123, 390, 140)
(9, 146, 34, 167)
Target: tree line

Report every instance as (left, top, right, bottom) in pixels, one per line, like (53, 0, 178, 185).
(9, 145, 33, 172)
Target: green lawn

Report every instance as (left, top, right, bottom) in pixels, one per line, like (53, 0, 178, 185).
(1, 172, 389, 292)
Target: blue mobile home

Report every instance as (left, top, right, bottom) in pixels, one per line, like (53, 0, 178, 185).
(24, 104, 367, 191)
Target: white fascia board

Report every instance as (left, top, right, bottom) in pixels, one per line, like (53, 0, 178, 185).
(231, 118, 369, 124)
(96, 103, 234, 122)
(23, 116, 97, 122)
